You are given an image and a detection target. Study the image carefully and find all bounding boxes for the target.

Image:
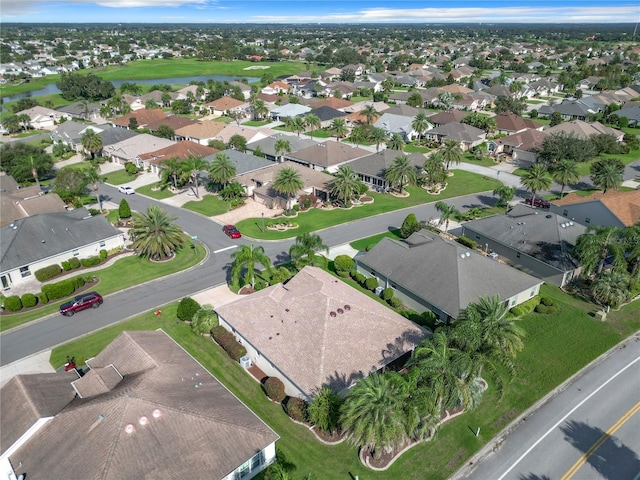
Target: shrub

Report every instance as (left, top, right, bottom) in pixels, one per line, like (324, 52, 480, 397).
(124, 162, 138, 175)
(293, 204, 300, 212)
(42, 279, 77, 301)
(510, 296, 540, 317)
(119, 199, 132, 219)
(38, 292, 49, 305)
(69, 257, 81, 269)
(191, 305, 218, 335)
(177, 297, 201, 321)
(285, 397, 308, 422)
(334, 255, 355, 274)
(535, 303, 558, 314)
(21, 293, 38, 308)
(99, 249, 108, 260)
(540, 296, 554, 307)
(457, 236, 477, 249)
(80, 256, 102, 267)
(400, 213, 419, 239)
(34, 264, 62, 282)
(61, 261, 71, 271)
(264, 377, 286, 403)
(389, 297, 403, 308)
(355, 272, 366, 285)
(211, 326, 246, 361)
(382, 287, 394, 301)
(365, 277, 379, 291)
(4, 295, 23, 312)
(88, 208, 101, 216)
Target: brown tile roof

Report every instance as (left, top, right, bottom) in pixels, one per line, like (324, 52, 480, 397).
(112, 108, 167, 128)
(494, 111, 543, 132)
(494, 128, 548, 151)
(6, 330, 278, 480)
(175, 120, 226, 139)
(206, 96, 246, 110)
(146, 115, 198, 132)
(290, 141, 370, 168)
(310, 97, 354, 110)
(138, 141, 218, 164)
(440, 83, 473, 94)
(428, 110, 469, 125)
(71, 365, 123, 398)
(0, 175, 67, 226)
(216, 267, 428, 398)
(552, 190, 640, 227)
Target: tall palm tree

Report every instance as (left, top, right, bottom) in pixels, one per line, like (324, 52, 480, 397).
(362, 104, 380, 125)
(289, 233, 329, 267)
(441, 139, 463, 172)
(492, 185, 517, 213)
(180, 155, 208, 199)
(435, 201, 459, 233)
(369, 127, 387, 152)
(590, 158, 624, 194)
(28, 156, 41, 190)
(349, 125, 368, 147)
(552, 159, 580, 198)
(253, 99, 269, 121)
(521, 163, 552, 207)
(208, 152, 236, 187)
(286, 116, 306, 137)
(230, 244, 271, 287)
(85, 166, 102, 212)
(422, 153, 447, 189)
(340, 373, 408, 458)
(329, 166, 362, 206)
(387, 133, 406, 151)
(574, 226, 626, 276)
(160, 157, 182, 190)
(590, 270, 631, 308)
(304, 113, 321, 138)
(130, 205, 185, 260)
(385, 155, 418, 194)
(273, 166, 303, 209)
(412, 112, 430, 146)
(329, 118, 348, 141)
(81, 128, 103, 159)
(621, 224, 640, 278)
(274, 138, 291, 163)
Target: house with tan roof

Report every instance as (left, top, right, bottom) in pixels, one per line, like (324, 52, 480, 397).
(309, 97, 354, 111)
(215, 266, 428, 401)
(104, 134, 175, 165)
(215, 125, 279, 145)
(425, 122, 486, 150)
(0, 330, 278, 480)
(145, 115, 198, 136)
(205, 96, 249, 117)
(488, 128, 548, 165)
(175, 120, 227, 145)
(550, 190, 640, 228)
(18, 106, 71, 130)
(544, 120, 624, 142)
(0, 175, 66, 227)
(137, 141, 218, 174)
(111, 108, 167, 130)
(287, 141, 370, 173)
(261, 81, 291, 95)
(494, 111, 544, 135)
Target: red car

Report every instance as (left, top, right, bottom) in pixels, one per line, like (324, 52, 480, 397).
(223, 224, 241, 239)
(524, 197, 551, 209)
(59, 292, 103, 317)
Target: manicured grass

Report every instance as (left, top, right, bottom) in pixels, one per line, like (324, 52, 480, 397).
(243, 120, 271, 127)
(182, 194, 231, 216)
(135, 182, 176, 200)
(0, 240, 205, 332)
(460, 153, 498, 168)
(236, 170, 502, 240)
(512, 167, 528, 177)
(350, 229, 402, 251)
(14, 130, 45, 138)
(102, 168, 138, 185)
(310, 130, 331, 138)
(404, 144, 431, 154)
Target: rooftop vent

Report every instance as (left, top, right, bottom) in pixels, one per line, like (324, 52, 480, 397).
(125, 424, 135, 434)
(337, 308, 344, 314)
(344, 305, 351, 310)
(330, 311, 337, 317)
(466, 252, 470, 257)
(546, 215, 553, 219)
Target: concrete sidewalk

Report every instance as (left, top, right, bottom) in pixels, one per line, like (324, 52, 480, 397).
(452, 162, 522, 189)
(0, 350, 55, 387)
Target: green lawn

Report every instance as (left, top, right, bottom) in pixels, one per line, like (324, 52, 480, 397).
(0, 240, 205, 332)
(135, 182, 176, 200)
(102, 169, 138, 185)
(350, 230, 402, 251)
(182, 194, 231, 216)
(236, 170, 502, 240)
(404, 144, 431, 154)
(460, 153, 498, 168)
(244, 120, 271, 127)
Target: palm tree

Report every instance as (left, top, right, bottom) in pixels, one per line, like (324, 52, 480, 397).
(85, 166, 102, 212)
(385, 155, 418, 194)
(412, 112, 430, 145)
(180, 155, 208, 199)
(2, 115, 21, 133)
(130, 205, 185, 260)
(273, 166, 303, 209)
(160, 157, 182, 190)
(253, 99, 269, 121)
(590, 158, 624, 194)
(304, 113, 321, 138)
(329, 166, 362, 206)
(308, 386, 343, 433)
(590, 270, 631, 308)
(520, 163, 552, 207)
(349, 125, 368, 147)
(286, 116, 306, 137)
(422, 153, 447, 189)
(492, 185, 517, 213)
(369, 127, 387, 152)
(441, 139, 463, 172)
(274, 138, 291, 163)
(81, 128, 103, 159)
(435, 201, 459, 233)
(329, 118, 348, 141)
(621, 224, 640, 278)
(17, 114, 31, 131)
(552, 159, 580, 198)
(208, 152, 236, 187)
(289, 233, 329, 267)
(28, 156, 41, 190)
(362, 104, 380, 125)
(230, 244, 271, 287)
(340, 373, 408, 458)
(387, 133, 406, 151)
(574, 226, 626, 276)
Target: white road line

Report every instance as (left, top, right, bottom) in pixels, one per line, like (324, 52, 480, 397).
(497, 354, 640, 480)
(213, 245, 238, 254)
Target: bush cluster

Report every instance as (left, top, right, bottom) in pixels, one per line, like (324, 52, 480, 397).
(124, 162, 138, 175)
(69, 257, 81, 269)
(38, 292, 49, 305)
(61, 261, 72, 271)
(34, 264, 62, 282)
(382, 287, 394, 301)
(389, 297, 403, 308)
(333, 255, 355, 276)
(535, 303, 558, 314)
(350, 270, 366, 285)
(42, 277, 85, 301)
(510, 296, 540, 317)
(264, 376, 286, 403)
(99, 249, 108, 260)
(211, 326, 247, 361)
(177, 297, 201, 321)
(4, 295, 23, 312)
(365, 277, 379, 291)
(456, 236, 477, 250)
(81, 256, 102, 268)
(285, 397, 308, 422)
(21, 293, 38, 308)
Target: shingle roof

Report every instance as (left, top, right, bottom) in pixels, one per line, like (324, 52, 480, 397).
(247, 133, 317, 157)
(206, 96, 247, 110)
(234, 160, 333, 192)
(112, 108, 167, 128)
(494, 111, 543, 132)
(348, 150, 425, 178)
(138, 141, 218, 164)
(203, 149, 274, 176)
(145, 115, 198, 132)
(215, 267, 428, 398)
(429, 122, 486, 144)
(289, 141, 369, 168)
(493, 128, 548, 151)
(105, 134, 175, 161)
(428, 110, 469, 125)
(305, 105, 347, 122)
(174, 120, 226, 139)
(551, 190, 640, 227)
(0, 176, 67, 226)
(357, 231, 541, 319)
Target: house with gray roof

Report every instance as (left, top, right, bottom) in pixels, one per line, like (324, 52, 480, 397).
(93, 124, 139, 147)
(462, 204, 587, 287)
(425, 122, 486, 150)
(374, 113, 420, 142)
(246, 133, 317, 162)
(611, 103, 640, 127)
(215, 266, 428, 401)
(50, 120, 88, 151)
(348, 149, 425, 191)
(538, 100, 595, 121)
(287, 141, 369, 173)
(0, 208, 124, 289)
(55, 100, 101, 121)
(303, 105, 347, 127)
(0, 330, 278, 480)
(356, 230, 542, 321)
(202, 149, 273, 179)
(269, 103, 312, 121)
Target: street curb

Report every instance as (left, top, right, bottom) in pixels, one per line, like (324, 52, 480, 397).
(449, 329, 640, 480)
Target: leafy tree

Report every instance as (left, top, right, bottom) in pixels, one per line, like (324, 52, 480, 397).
(329, 118, 348, 141)
(177, 297, 201, 321)
(362, 104, 380, 125)
(492, 185, 517, 212)
(304, 113, 321, 138)
(208, 153, 236, 188)
(289, 233, 329, 267)
(208, 139, 227, 150)
(119, 198, 132, 219)
(590, 158, 624, 193)
(549, 112, 563, 127)
(228, 134, 247, 152)
(494, 96, 527, 116)
(441, 139, 463, 171)
(407, 92, 424, 108)
(387, 133, 406, 151)
(329, 166, 362, 206)
(435, 201, 459, 233)
(385, 155, 418, 194)
(308, 386, 343, 433)
(574, 226, 626, 276)
(521, 163, 552, 207)
(81, 128, 103, 159)
(590, 270, 631, 308)
(154, 124, 175, 140)
(191, 304, 218, 335)
(435, 92, 454, 111)
(552, 159, 581, 198)
(400, 213, 420, 239)
(273, 166, 303, 209)
(171, 99, 191, 114)
(230, 244, 271, 287)
(54, 166, 91, 199)
(130, 205, 185, 260)
(11, 97, 39, 113)
(56, 72, 115, 101)
(589, 134, 620, 156)
(536, 132, 595, 168)
(160, 157, 182, 190)
(368, 127, 387, 152)
(0, 143, 54, 184)
(274, 139, 291, 163)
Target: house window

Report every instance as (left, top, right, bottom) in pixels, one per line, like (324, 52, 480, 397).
(19, 266, 31, 278)
(530, 288, 537, 297)
(475, 235, 480, 240)
(563, 210, 568, 217)
(585, 217, 591, 224)
(99, 241, 106, 247)
(516, 252, 521, 258)
(510, 298, 517, 306)
(390, 283, 397, 289)
(73, 249, 79, 257)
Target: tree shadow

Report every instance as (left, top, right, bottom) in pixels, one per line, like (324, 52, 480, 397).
(324, 369, 365, 392)
(381, 329, 426, 362)
(560, 419, 640, 479)
(517, 474, 552, 480)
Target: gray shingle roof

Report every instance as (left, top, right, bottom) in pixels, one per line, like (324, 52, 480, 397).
(203, 149, 274, 176)
(348, 150, 425, 178)
(247, 133, 317, 157)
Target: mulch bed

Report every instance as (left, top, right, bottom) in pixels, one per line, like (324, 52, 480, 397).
(312, 427, 345, 443)
(362, 438, 412, 469)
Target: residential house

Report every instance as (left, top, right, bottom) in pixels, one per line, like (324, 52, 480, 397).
(611, 103, 640, 127)
(309, 97, 354, 112)
(137, 141, 218, 175)
(550, 190, 640, 228)
(348, 149, 424, 191)
(320, 67, 342, 81)
(0, 175, 66, 227)
(544, 120, 624, 142)
(215, 266, 428, 401)
(374, 113, 420, 142)
(17, 106, 71, 130)
(425, 122, 486, 150)
(428, 110, 469, 126)
(175, 120, 227, 145)
(176, 84, 208, 101)
(303, 106, 347, 128)
(145, 115, 199, 138)
(55, 100, 101, 121)
(462, 204, 587, 287)
(538, 100, 595, 121)
(205, 96, 249, 117)
(111, 108, 167, 130)
(214, 125, 279, 145)
(494, 111, 544, 135)
(488, 128, 548, 165)
(49, 120, 88, 151)
(287, 141, 369, 173)
(356, 230, 542, 321)
(269, 103, 312, 122)
(326, 81, 357, 98)
(105, 134, 175, 165)
(261, 81, 292, 95)
(93, 124, 139, 148)
(246, 133, 317, 163)
(0, 330, 278, 480)
(0, 208, 124, 289)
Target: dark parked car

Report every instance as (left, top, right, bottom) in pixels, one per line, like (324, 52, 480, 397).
(223, 224, 241, 239)
(59, 292, 103, 317)
(524, 197, 551, 209)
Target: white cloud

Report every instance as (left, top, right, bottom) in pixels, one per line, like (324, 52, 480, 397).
(1, 0, 210, 16)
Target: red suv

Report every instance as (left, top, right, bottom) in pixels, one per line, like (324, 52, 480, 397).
(223, 224, 241, 239)
(59, 292, 103, 317)
(524, 197, 551, 209)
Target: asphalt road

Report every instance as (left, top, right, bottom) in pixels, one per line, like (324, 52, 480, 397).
(455, 335, 640, 480)
(0, 185, 503, 366)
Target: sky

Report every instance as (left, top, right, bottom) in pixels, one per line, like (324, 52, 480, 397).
(1, 0, 639, 24)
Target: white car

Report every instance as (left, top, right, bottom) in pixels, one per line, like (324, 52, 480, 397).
(118, 186, 135, 195)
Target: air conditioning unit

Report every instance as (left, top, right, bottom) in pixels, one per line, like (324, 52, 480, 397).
(240, 355, 252, 369)
(374, 286, 384, 296)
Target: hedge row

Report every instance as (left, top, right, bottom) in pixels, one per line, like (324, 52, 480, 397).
(510, 296, 541, 317)
(34, 264, 62, 282)
(2, 277, 90, 313)
(211, 326, 246, 361)
(42, 276, 85, 302)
